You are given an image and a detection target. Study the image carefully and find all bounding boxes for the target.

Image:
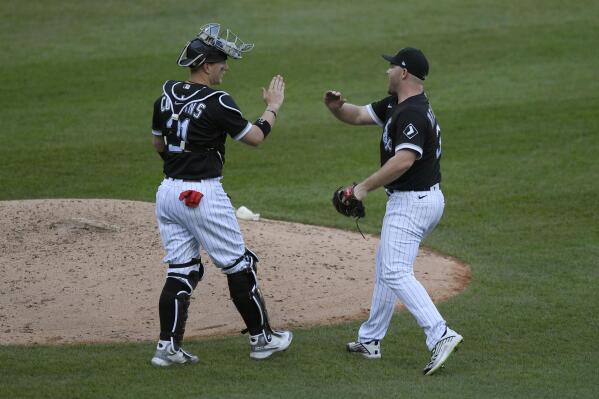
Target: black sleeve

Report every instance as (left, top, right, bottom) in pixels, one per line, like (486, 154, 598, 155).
(392, 108, 428, 159)
(215, 94, 252, 140)
(368, 95, 395, 126)
(152, 97, 163, 136)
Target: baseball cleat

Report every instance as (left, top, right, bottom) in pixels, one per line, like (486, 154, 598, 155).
(249, 330, 293, 360)
(347, 340, 381, 359)
(423, 330, 463, 375)
(151, 341, 199, 367)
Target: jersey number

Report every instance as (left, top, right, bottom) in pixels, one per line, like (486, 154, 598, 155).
(166, 116, 190, 152)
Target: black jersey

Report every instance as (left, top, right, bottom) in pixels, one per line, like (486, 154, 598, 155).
(367, 93, 442, 191)
(152, 80, 252, 180)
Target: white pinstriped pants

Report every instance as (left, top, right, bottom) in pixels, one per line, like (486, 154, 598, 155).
(155, 177, 249, 275)
(358, 186, 447, 351)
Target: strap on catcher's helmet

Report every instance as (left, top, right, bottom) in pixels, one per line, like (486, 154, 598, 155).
(177, 23, 254, 68)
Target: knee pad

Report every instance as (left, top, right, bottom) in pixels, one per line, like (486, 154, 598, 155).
(167, 258, 204, 291)
(226, 265, 270, 336)
(223, 248, 259, 274)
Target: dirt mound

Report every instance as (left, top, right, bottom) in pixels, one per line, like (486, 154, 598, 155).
(0, 199, 470, 345)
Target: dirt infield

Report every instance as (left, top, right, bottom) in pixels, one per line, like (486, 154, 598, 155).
(0, 199, 470, 345)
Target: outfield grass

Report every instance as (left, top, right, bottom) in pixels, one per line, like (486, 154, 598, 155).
(1, 0, 598, 398)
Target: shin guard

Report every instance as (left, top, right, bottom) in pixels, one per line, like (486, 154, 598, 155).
(158, 278, 192, 346)
(227, 267, 271, 336)
(158, 261, 202, 346)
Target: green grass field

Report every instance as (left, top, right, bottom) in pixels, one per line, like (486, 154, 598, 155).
(1, 0, 598, 397)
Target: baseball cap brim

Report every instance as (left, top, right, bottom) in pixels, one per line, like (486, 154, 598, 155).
(382, 54, 401, 65)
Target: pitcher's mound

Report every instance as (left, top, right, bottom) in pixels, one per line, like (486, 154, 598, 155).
(0, 199, 470, 345)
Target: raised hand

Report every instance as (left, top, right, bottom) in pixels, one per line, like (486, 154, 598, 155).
(263, 75, 285, 111)
(323, 90, 346, 110)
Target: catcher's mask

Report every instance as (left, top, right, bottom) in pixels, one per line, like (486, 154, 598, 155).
(177, 23, 254, 68)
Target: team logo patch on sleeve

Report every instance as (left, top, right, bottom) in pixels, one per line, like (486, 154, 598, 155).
(403, 123, 419, 139)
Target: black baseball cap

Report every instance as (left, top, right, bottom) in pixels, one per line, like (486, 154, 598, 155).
(382, 47, 429, 80)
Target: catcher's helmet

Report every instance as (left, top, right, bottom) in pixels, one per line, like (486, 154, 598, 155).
(177, 38, 227, 67)
(177, 23, 254, 68)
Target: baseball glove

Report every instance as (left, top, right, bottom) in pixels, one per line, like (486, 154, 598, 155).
(332, 185, 365, 218)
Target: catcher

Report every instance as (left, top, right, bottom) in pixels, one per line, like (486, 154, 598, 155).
(150, 23, 291, 367)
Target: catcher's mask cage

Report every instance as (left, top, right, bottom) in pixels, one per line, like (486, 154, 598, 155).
(177, 23, 254, 68)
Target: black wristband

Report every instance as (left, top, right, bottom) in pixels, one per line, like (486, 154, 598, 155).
(266, 109, 277, 118)
(158, 151, 167, 161)
(254, 118, 272, 137)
